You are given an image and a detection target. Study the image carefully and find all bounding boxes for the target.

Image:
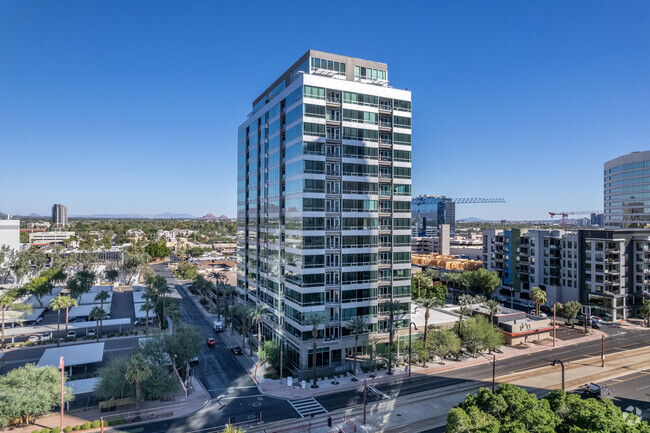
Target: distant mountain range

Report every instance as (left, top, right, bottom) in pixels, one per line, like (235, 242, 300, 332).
(200, 213, 231, 220)
(11, 212, 232, 220)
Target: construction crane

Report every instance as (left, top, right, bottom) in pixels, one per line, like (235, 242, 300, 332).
(412, 195, 505, 205)
(549, 211, 601, 230)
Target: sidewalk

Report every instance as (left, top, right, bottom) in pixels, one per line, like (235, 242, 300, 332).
(258, 326, 605, 399)
(6, 376, 210, 433)
(263, 344, 650, 433)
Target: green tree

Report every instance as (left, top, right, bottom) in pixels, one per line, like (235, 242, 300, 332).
(24, 275, 53, 308)
(60, 295, 77, 333)
(485, 299, 501, 324)
(94, 290, 110, 311)
(144, 240, 172, 260)
(176, 262, 198, 280)
(461, 315, 502, 358)
(49, 295, 67, 347)
(122, 252, 149, 284)
(249, 303, 271, 364)
(89, 306, 107, 342)
(345, 316, 369, 375)
(465, 269, 502, 295)
(213, 270, 227, 320)
(140, 296, 155, 336)
(148, 275, 170, 324)
(428, 328, 461, 364)
(416, 297, 444, 364)
(0, 364, 74, 426)
(382, 300, 404, 375)
(67, 270, 96, 297)
(192, 275, 213, 303)
(163, 323, 202, 377)
(305, 311, 328, 388)
(530, 287, 547, 316)
(641, 300, 650, 328)
(412, 273, 433, 299)
(222, 285, 237, 330)
(104, 268, 118, 283)
(94, 356, 132, 401)
(125, 353, 152, 412)
(221, 425, 246, 433)
(560, 300, 581, 326)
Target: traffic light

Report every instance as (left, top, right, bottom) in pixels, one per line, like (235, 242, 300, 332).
(327, 417, 332, 427)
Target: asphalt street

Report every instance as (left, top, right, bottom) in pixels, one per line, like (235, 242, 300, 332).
(115, 264, 650, 432)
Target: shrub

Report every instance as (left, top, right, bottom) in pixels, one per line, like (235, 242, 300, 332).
(81, 422, 91, 430)
(73, 426, 80, 431)
(52, 428, 61, 433)
(91, 420, 100, 428)
(64, 427, 72, 433)
(108, 418, 125, 426)
(32, 430, 40, 433)
(40, 429, 51, 433)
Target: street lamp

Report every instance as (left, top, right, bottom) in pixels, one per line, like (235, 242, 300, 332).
(479, 353, 496, 392)
(58, 356, 65, 433)
(408, 322, 418, 377)
(551, 359, 565, 391)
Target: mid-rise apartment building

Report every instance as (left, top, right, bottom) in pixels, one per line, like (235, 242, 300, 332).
(0, 219, 20, 253)
(237, 50, 412, 374)
(605, 151, 650, 228)
(484, 228, 650, 321)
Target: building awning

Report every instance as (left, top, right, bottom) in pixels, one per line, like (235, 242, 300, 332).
(37, 342, 105, 368)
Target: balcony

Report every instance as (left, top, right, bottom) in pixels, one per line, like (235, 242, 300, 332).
(379, 139, 392, 147)
(379, 120, 392, 128)
(378, 103, 392, 112)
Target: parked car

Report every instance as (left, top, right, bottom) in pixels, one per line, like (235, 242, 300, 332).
(578, 383, 612, 399)
(576, 315, 602, 329)
(206, 338, 216, 346)
(67, 331, 77, 338)
(88, 329, 96, 337)
(40, 334, 52, 341)
(231, 346, 243, 355)
(27, 335, 39, 343)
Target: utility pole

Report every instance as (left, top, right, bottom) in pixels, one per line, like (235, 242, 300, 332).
(363, 379, 367, 424)
(553, 303, 557, 347)
(280, 344, 283, 383)
(551, 360, 565, 391)
(602, 334, 605, 368)
(58, 356, 65, 433)
(408, 322, 417, 377)
(492, 354, 496, 392)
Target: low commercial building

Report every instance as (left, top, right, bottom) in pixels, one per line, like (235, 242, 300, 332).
(412, 253, 483, 271)
(471, 305, 552, 345)
(29, 231, 75, 245)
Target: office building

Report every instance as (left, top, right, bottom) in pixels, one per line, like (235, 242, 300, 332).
(52, 204, 68, 228)
(412, 196, 456, 237)
(29, 231, 75, 245)
(484, 228, 650, 321)
(237, 50, 412, 374)
(0, 219, 20, 253)
(605, 151, 650, 228)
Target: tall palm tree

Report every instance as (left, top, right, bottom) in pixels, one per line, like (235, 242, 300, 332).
(382, 300, 403, 375)
(50, 295, 67, 347)
(125, 353, 152, 413)
(530, 287, 547, 316)
(140, 297, 155, 336)
(306, 312, 328, 388)
(248, 303, 271, 365)
(89, 306, 107, 342)
(415, 297, 443, 367)
(61, 295, 78, 333)
(0, 289, 31, 344)
(485, 299, 501, 324)
(345, 317, 368, 376)
(213, 270, 228, 320)
(94, 290, 110, 311)
(230, 304, 247, 348)
(222, 285, 236, 330)
(457, 305, 472, 338)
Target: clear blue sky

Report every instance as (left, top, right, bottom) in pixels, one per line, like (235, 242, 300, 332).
(1, 1, 649, 220)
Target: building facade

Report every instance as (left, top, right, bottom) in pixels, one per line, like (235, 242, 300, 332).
(237, 50, 412, 374)
(412, 195, 456, 237)
(51, 204, 68, 228)
(484, 228, 650, 321)
(605, 151, 650, 228)
(0, 219, 20, 253)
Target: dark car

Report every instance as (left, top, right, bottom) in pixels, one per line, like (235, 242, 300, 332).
(231, 346, 243, 355)
(576, 315, 602, 329)
(206, 338, 216, 346)
(578, 383, 612, 399)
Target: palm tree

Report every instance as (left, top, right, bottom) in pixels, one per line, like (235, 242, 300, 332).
(248, 303, 271, 365)
(213, 271, 227, 320)
(641, 299, 650, 328)
(415, 297, 443, 367)
(50, 295, 67, 347)
(345, 317, 368, 376)
(94, 290, 110, 311)
(140, 296, 155, 336)
(1, 289, 32, 345)
(125, 353, 152, 413)
(61, 295, 78, 333)
(306, 311, 328, 388)
(457, 305, 472, 338)
(382, 300, 403, 375)
(167, 304, 181, 334)
(222, 285, 236, 330)
(485, 299, 501, 324)
(531, 287, 547, 316)
(89, 306, 107, 342)
(230, 304, 247, 348)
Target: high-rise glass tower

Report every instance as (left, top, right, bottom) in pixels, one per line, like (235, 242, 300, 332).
(52, 203, 68, 228)
(237, 50, 412, 373)
(605, 151, 650, 228)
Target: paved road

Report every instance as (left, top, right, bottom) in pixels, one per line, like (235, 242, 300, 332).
(118, 264, 650, 432)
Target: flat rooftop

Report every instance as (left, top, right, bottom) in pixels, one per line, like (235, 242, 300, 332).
(37, 342, 105, 368)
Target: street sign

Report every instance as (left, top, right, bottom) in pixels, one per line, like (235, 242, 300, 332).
(581, 305, 591, 316)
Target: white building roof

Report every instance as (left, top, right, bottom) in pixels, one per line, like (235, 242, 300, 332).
(37, 342, 104, 368)
(78, 292, 113, 305)
(4, 307, 45, 324)
(87, 285, 115, 293)
(134, 303, 155, 318)
(410, 303, 460, 328)
(68, 304, 111, 318)
(132, 290, 150, 303)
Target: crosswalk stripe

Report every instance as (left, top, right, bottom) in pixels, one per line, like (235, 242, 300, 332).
(288, 398, 328, 417)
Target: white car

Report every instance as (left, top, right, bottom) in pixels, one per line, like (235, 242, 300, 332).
(27, 335, 39, 343)
(40, 334, 52, 341)
(88, 329, 96, 337)
(67, 331, 77, 338)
